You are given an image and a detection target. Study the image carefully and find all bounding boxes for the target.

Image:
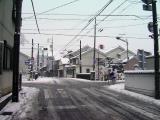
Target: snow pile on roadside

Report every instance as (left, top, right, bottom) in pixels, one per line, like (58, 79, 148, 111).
(23, 77, 55, 84)
(0, 87, 39, 120)
(107, 83, 160, 106)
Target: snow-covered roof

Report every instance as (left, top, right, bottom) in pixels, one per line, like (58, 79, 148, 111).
(61, 58, 69, 64)
(105, 46, 125, 55)
(70, 48, 106, 59)
(122, 55, 135, 62)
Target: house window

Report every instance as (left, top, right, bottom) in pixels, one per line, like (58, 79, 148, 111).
(0, 41, 4, 74)
(86, 68, 90, 73)
(3, 40, 13, 70)
(117, 54, 121, 59)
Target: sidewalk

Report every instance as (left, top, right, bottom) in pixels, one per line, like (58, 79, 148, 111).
(105, 82, 160, 107)
(0, 94, 12, 111)
(0, 87, 39, 120)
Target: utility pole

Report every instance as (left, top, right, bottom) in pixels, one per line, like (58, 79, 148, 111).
(152, 0, 160, 99)
(98, 48, 100, 80)
(37, 43, 39, 71)
(51, 36, 54, 76)
(12, 0, 23, 102)
(141, 0, 159, 99)
(31, 39, 34, 79)
(93, 18, 96, 71)
(80, 40, 82, 73)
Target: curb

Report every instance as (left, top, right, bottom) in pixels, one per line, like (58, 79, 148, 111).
(0, 94, 12, 111)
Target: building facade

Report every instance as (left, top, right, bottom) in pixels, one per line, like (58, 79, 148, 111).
(0, 0, 16, 96)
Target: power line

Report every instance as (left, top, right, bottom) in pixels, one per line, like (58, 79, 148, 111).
(60, 0, 113, 51)
(65, 0, 129, 50)
(22, 22, 148, 31)
(97, 0, 128, 26)
(30, 0, 40, 33)
(23, 0, 80, 20)
(23, 17, 148, 21)
(22, 12, 156, 18)
(21, 32, 150, 39)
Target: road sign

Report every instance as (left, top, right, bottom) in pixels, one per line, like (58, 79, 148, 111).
(141, 0, 152, 5)
(143, 4, 152, 11)
(25, 60, 30, 65)
(148, 22, 153, 33)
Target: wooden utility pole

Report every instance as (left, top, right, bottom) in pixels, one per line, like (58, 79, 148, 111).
(93, 18, 96, 71)
(37, 43, 39, 71)
(79, 40, 82, 73)
(12, 0, 23, 102)
(51, 36, 54, 76)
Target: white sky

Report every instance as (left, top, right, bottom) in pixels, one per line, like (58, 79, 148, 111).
(20, 0, 160, 58)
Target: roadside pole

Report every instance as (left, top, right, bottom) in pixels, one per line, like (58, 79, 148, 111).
(152, 0, 160, 99)
(80, 40, 82, 73)
(31, 39, 34, 80)
(12, 0, 23, 102)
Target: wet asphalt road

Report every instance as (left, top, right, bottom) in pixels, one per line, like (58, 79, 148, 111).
(13, 77, 160, 120)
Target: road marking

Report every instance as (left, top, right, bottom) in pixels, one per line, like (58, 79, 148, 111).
(44, 89, 50, 99)
(55, 105, 87, 110)
(57, 89, 68, 98)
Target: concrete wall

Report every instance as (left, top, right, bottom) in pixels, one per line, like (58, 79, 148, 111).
(124, 70, 160, 97)
(0, 71, 12, 96)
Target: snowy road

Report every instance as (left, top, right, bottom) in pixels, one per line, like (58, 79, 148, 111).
(14, 77, 160, 120)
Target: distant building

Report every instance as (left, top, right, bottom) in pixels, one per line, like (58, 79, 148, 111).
(19, 52, 30, 74)
(144, 55, 160, 70)
(123, 56, 139, 70)
(137, 49, 152, 70)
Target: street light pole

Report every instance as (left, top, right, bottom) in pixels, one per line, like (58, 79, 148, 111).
(116, 37, 129, 62)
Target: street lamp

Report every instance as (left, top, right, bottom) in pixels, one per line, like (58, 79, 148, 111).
(116, 37, 129, 62)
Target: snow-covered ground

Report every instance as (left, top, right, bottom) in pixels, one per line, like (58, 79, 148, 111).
(107, 83, 160, 106)
(23, 76, 56, 84)
(0, 87, 39, 120)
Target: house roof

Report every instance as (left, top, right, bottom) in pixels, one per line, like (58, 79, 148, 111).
(61, 58, 69, 64)
(64, 45, 92, 58)
(20, 52, 30, 58)
(118, 49, 135, 56)
(70, 47, 106, 59)
(105, 46, 125, 56)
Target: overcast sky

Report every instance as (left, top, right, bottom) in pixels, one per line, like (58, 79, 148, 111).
(21, 0, 160, 59)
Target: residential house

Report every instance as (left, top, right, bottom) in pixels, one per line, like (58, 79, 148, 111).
(58, 58, 70, 77)
(0, 0, 16, 96)
(123, 56, 139, 70)
(64, 45, 107, 78)
(105, 46, 136, 63)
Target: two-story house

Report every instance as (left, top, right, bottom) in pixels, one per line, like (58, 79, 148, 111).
(0, 0, 16, 96)
(105, 46, 136, 63)
(64, 45, 107, 78)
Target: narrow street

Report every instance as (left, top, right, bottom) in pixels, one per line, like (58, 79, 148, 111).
(13, 78, 160, 120)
